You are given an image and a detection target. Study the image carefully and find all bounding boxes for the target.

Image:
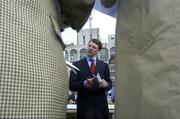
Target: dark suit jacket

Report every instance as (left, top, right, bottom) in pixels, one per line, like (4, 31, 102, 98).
(69, 57, 112, 119)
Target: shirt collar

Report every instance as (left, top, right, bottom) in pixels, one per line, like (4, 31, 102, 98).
(86, 56, 96, 62)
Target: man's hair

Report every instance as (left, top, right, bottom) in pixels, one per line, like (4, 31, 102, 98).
(88, 38, 102, 50)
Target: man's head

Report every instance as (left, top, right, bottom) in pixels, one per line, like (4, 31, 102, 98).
(87, 39, 102, 57)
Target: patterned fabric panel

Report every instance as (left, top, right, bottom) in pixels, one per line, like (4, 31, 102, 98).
(0, 0, 68, 118)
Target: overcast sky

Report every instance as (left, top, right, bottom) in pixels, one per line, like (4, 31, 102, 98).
(61, 9, 116, 44)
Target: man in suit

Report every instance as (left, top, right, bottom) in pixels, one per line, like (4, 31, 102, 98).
(101, 0, 180, 119)
(69, 39, 112, 119)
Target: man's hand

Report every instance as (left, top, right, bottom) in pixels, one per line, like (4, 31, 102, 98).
(99, 79, 108, 88)
(85, 78, 95, 88)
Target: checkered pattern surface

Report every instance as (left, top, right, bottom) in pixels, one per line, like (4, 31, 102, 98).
(0, 0, 68, 118)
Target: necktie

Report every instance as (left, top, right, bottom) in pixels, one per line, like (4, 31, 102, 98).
(90, 59, 96, 74)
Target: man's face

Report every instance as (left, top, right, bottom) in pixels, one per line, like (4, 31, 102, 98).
(87, 41, 99, 57)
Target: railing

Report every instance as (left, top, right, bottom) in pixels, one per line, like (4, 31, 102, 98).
(66, 104, 115, 119)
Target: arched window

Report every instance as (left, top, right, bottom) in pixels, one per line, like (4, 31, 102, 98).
(110, 47, 115, 57)
(70, 49, 78, 62)
(99, 48, 108, 61)
(80, 49, 87, 59)
(64, 50, 68, 61)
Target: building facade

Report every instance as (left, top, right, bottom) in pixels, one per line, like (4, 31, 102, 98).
(77, 28, 100, 45)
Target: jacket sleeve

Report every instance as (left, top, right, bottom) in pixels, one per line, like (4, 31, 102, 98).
(69, 63, 84, 91)
(58, 0, 95, 32)
(69, 63, 85, 91)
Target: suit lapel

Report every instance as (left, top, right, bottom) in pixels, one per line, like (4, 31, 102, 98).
(94, 59, 100, 75)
